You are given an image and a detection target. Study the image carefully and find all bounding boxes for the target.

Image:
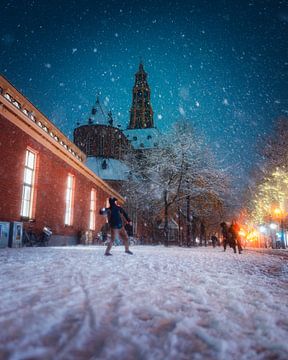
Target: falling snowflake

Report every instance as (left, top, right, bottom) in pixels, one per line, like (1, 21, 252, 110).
(179, 106, 185, 116)
(104, 96, 110, 106)
(44, 63, 51, 68)
(157, 114, 163, 120)
(195, 101, 200, 107)
(72, 48, 77, 54)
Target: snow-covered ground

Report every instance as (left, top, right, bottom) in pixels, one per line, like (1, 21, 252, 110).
(0, 246, 287, 360)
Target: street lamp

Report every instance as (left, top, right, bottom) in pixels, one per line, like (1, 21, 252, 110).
(269, 223, 277, 230)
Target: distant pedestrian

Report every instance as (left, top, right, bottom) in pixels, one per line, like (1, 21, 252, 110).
(124, 221, 134, 244)
(124, 222, 133, 237)
(229, 220, 242, 254)
(211, 234, 218, 248)
(220, 222, 229, 251)
(100, 197, 133, 256)
(100, 222, 110, 243)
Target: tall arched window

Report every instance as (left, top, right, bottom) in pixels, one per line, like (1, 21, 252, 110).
(89, 189, 96, 230)
(64, 174, 74, 226)
(20, 148, 38, 219)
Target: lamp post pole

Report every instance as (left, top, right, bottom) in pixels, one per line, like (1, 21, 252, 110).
(280, 218, 286, 249)
(273, 208, 286, 249)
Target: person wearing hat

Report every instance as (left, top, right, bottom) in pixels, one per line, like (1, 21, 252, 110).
(100, 197, 133, 256)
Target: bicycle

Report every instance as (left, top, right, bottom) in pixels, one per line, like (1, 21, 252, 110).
(23, 226, 52, 247)
(103, 237, 136, 247)
(128, 236, 137, 246)
(103, 236, 121, 247)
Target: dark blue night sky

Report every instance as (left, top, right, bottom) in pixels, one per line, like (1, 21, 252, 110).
(1, 0, 287, 192)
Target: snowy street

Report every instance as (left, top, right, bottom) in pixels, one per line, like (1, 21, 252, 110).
(0, 246, 287, 360)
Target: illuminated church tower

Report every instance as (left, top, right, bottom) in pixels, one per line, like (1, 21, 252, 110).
(124, 63, 159, 150)
(128, 63, 154, 129)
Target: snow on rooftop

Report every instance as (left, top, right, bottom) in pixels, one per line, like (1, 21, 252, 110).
(0, 246, 287, 359)
(85, 156, 130, 180)
(124, 128, 161, 149)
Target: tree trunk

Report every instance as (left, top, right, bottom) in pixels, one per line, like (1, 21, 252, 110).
(164, 190, 169, 246)
(200, 222, 205, 247)
(186, 195, 191, 247)
(191, 217, 197, 247)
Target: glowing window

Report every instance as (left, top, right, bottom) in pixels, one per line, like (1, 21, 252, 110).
(89, 189, 96, 230)
(20, 149, 37, 218)
(64, 174, 74, 225)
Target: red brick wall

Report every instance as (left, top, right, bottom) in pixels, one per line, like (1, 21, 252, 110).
(0, 115, 109, 238)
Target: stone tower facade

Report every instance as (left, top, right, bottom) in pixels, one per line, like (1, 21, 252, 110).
(73, 97, 131, 160)
(128, 63, 154, 129)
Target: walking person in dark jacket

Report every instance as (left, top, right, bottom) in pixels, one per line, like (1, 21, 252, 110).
(101, 197, 133, 256)
(211, 234, 218, 248)
(229, 220, 242, 254)
(220, 222, 230, 251)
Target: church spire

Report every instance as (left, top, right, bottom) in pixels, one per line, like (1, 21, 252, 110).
(128, 63, 154, 129)
(87, 95, 114, 126)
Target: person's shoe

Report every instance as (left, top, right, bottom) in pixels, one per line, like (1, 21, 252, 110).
(105, 252, 112, 256)
(125, 250, 133, 255)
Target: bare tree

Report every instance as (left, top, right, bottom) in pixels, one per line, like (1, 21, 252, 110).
(122, 120, 229, 245)
(261, 116, 288, 170)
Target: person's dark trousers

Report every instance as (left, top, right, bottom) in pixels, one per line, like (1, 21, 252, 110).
(237, 240, 243, 253)
(105, 227, 130, 254)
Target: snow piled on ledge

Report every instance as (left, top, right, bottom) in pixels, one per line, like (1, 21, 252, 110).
(0, 246, 287, 360)
(85, 156, 130, 181)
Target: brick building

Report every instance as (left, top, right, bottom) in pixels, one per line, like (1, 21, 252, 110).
(0, 75, 123, 246)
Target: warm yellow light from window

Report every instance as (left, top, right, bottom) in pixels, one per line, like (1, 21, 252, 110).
(89, 189, 96, 230)
(64, 174, 74, 225)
